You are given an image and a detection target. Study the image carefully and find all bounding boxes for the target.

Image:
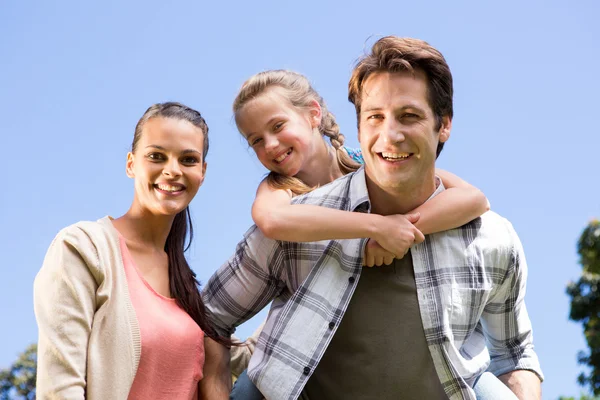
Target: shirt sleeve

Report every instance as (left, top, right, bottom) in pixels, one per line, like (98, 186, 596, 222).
(33, 226, 101, 399)
(481, 222, 544, 381)
(202, 225, 286, 339)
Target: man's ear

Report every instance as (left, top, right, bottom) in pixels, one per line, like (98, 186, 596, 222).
(126, 152, 135, 178)
(439, 116, 452, 143)
(308, 99, 322, 128)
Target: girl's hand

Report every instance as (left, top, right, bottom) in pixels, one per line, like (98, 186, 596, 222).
(363, 239, 395, 267)
(373, 213, 425, 258)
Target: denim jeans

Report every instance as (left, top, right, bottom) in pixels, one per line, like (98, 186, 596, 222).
(230, 369, 517, 399)
(473, 371, 518, 400)
(230, 370, 264, 400)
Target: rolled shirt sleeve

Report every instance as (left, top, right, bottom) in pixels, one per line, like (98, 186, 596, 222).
(481, 222, 543, 381)
(202, 226, 285, 338)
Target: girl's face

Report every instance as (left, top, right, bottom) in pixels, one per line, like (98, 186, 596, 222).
(126, 117, 207, 217)
(237, 88, 321, 177)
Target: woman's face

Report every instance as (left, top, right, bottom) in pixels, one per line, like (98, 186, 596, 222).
(236, 88, 321, 177)
(127, 117, 207, 216)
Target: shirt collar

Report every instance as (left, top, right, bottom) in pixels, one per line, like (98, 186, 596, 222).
(348, 166, 445, 212)
(348, 166, 371, 212)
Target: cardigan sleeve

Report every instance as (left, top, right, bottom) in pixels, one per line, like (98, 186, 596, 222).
(34, 225, 103, 399)
(230, 319, 267, 378)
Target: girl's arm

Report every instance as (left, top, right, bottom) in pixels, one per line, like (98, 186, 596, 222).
(252, 180, 423, 258)
(410, 169, 490, 234)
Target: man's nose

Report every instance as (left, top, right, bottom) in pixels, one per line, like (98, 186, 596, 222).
(381, 118, 406, 144)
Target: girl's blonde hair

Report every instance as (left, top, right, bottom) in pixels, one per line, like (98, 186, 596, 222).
(233, 70, 361, 195)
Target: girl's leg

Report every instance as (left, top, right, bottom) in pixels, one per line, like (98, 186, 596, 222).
(230, 369, 264, 400)
(473, 371, 518, 400)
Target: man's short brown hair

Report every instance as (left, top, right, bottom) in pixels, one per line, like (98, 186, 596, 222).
(348, 36, 453, 157)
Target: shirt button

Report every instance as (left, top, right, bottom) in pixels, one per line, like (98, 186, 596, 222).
(303, 366, 311, 375)
(328, 322, 335, 330)
(348, 276, 356, 283)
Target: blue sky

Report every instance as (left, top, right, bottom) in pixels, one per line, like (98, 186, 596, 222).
(1, 1, 598, 398)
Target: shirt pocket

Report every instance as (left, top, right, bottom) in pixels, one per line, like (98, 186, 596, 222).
(450, 286, 491, 344)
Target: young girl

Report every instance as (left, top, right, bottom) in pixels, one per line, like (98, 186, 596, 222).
(228, 70, 514, 400)
(34, 102, 231, 400)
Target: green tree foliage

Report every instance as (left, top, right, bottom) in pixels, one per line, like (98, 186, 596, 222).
(567, 219, 600, 395)
(559, 395, 600, 400)
(0, 344, 36, 400)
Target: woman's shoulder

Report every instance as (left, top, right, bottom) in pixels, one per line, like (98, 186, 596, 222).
(50, 216, 119, 258)
(39, 216, 119, 285)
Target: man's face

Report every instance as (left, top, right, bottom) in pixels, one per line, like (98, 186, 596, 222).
(358, 70, 451, 192)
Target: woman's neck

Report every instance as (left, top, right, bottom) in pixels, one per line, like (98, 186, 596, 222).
(112, 206, 175, 252)
(295, 140, 344, 188)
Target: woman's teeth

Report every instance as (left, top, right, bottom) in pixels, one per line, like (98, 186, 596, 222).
(275, 149, 292, 163)
(156, 184, 183, 192)
(381, 152, 410, 161)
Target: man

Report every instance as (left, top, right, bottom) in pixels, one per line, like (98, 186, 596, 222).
(202, 36, 543, 399)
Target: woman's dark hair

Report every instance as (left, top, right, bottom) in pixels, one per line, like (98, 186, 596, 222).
(132, 102, 234, 346)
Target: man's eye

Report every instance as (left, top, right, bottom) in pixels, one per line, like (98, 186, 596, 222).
(367, 114, 383, 120)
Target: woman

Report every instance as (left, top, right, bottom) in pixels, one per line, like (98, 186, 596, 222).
(34, 102, 230, 399)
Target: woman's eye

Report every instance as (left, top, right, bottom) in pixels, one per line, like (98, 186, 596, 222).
(147, 153, 165, 161)
(182, 157, 199, 164)
(404, 113, 418, 118)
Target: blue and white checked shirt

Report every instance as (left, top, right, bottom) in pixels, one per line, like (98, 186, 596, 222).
(203, 167, 543, 400)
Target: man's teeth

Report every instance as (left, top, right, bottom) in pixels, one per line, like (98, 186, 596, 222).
(381, 152, 410, 160)
(275, 150, 292, 163)
(157, 184, 183, 192)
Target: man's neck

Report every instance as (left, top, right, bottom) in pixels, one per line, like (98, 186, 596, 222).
(366, 173, 437, 216)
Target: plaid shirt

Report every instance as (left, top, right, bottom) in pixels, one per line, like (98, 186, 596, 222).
(203, 167, 543, 400)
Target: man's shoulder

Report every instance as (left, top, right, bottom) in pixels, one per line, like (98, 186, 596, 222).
(291, 172, 356, 208)
(457, 211, 521, 252)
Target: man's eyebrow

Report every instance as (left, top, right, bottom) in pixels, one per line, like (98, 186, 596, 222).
(401, 104, 426, 113)
(361, 104, 426, 113)
(361, 106, 383, 113)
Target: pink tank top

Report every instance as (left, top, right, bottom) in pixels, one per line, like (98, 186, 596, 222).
(119, 237, 205, 400)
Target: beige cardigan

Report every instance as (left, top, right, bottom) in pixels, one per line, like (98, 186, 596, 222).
(34, 216, 141, 399)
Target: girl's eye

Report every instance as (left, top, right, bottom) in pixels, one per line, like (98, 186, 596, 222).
(251, 137, 263, 146)
(273, 122, 284, 132)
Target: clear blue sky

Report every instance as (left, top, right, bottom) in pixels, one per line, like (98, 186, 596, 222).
(1, 1, 598, 398)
